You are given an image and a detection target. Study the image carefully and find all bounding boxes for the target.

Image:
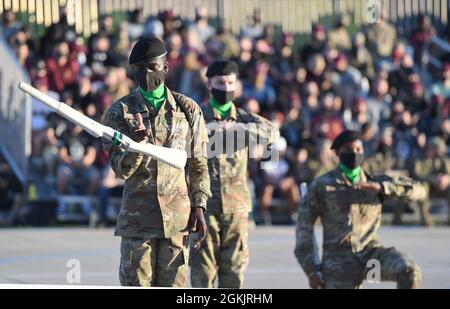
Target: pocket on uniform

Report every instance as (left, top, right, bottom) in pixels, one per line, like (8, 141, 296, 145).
(130, 243, 151, 272)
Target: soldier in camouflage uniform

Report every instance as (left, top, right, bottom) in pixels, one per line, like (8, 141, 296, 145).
(190, 60, 276, 288)
(410, 137, 450, 226)
(294, 130, 425, 289)
(102, 37, 211, 287)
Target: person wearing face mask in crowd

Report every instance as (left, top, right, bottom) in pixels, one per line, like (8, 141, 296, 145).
(190, 60, 277, 288)
(294, 130, 426, 289)
(102, 37, 211, 287)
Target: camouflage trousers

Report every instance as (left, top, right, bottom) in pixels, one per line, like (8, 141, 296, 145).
(190, 211, 249, 288)
(322, 246, 421, 289)
(119, 233, 189, 287)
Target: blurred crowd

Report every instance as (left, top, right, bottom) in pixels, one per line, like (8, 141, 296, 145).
(1, 6, 449, 226)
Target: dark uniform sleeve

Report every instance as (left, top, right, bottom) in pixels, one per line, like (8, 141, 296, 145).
(102, 102, 144, 180)
(294, 180, 323, 277)
(187, 105, 212, 209)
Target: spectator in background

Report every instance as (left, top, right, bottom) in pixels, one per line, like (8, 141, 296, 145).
(231, 36, 255, 81)
(173, 51, 207, 103)
(114, 21, 131, 57)
(45, 40, 79, 93)
(57, 121, 100, 196)
(409, 14, 436, 63)
(344, 96, 372, 132)
(350, 32, 375, 80)
(243, 61, 276, 110)
(143, 15, 164, 39)
(410, 137, 449, 226)
(127, 8, 145, 41)
(271, 32, 299, 86)
(328, 14, 352, 53)
(88, 34, 125, 77)
(207, 20, 240, 59)
(300, 23, 328, 64)
(71, 67, 99, 119)
(365, 14, 397, 68)
(240, 8, 264, 40)
(97, 166, 124, 227)
(331, 53, 366, 107)
(310, 92, 345, 141)
(190, 5, 215, 43)
(1, 9, 21, 40)
(367, 78, 392, 134)
(429, 63, 450, 100)
(260, 137, 300, 225)
(164, 32, 185, 88)
(0, 157, 26, 226)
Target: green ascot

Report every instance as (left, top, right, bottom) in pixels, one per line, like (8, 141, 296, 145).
(339, 163, 361, 184)
(139, 83, 166, 111)
(209, 97, 233, 118)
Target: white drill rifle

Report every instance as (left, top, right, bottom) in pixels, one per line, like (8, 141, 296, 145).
(300, 182, 323, 286)
(19, 82, 187, 169)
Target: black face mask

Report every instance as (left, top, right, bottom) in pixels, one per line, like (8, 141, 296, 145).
(339, 152, 364, 169)
(211, 88, 234, 105)
(134, 69, 165, 92)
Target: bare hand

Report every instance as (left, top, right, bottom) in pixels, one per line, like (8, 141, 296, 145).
(360, 181, 382, 193)
(308, 273, 324, 289)
(186, 207, 207, 249)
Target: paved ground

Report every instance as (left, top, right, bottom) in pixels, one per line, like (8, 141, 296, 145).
(0, 226, 449, 288)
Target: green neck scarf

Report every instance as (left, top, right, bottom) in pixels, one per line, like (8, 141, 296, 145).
(209, 97, 233, 118)
(139, 83, 166, 111)
(339, 163, 361, 184)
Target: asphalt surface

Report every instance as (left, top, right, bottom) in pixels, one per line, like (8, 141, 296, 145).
(0, 226, 449, 288)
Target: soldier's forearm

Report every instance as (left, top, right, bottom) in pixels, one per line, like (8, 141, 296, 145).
(380, 180, 427, 202)
(110, 150, 144, 180)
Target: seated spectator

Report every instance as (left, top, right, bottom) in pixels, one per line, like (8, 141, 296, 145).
(1, 9, 22, 40)
(300, 23, 328, 64)
(190, 5, 215, 43)
(367, 78, 393, 134)
(57, 121, 100, 196)
(365, 14, 397, 66)
(328, 14, 352, 53)
(429, 63, 450, 101)
(260, 137, 300, 225)
(350, 32, 375, 80)
(97, 166, 124, 227)
(243, 61, 276, 110)
(45, 40, 79, 93)
(410, 137, 450, 226)
(240, 8, 264, 40)
(0, 157, 26, 226)
(409, 14, 436, 63)
(331, 52, 367, 107)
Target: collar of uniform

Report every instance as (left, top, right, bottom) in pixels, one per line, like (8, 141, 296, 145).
(132, 86, 176, 113)
(164, 86, 178, 110)
(333, 167, 367, 187)
(205, 100, 237, 121)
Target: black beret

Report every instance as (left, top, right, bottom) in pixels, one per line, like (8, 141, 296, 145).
(129, 37, 167, 65)
(331, 130, 362, 150)
(206, 60, 239, 77)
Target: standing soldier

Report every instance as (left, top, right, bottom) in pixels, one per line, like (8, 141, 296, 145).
(102, 37, 211, 287)
(190, 60, 276, 288)
(294, 130, 425, 289)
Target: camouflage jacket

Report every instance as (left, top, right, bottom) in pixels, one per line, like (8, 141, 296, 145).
(295, 167, 426, 277)
(201, 102, 276, 214)
(102, 87, 211, 239)
(411, 157, 450, 183)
